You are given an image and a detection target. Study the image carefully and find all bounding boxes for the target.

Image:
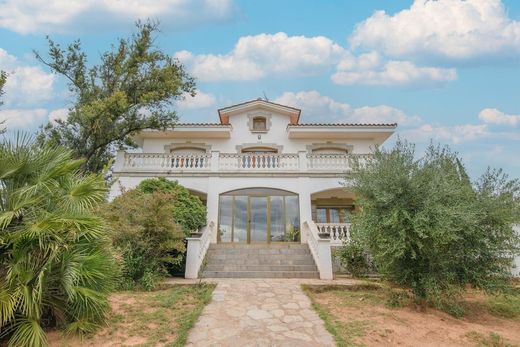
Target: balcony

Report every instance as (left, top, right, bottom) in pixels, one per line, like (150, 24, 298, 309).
(114, 151, 370, 175)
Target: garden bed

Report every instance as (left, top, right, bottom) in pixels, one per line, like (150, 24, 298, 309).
(303, 283, 520, 347)
(48, 283, 215, 347)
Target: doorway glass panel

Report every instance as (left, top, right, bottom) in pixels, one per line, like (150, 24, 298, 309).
(270, 196, 284, 241)
(218, 189, 300, 243)
(218, 196, 233, 242)
(233, 196, 248, 242)
(250, 197, 268, 242)
(285, 196, 300, 242)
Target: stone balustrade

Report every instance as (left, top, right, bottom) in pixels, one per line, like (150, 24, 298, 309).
(115, 151, 370, 174)
(315, 223, 351, 246)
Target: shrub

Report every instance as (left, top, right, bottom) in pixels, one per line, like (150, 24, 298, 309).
(0, 136, 118, 346)
(337, 240, 373, 277)
(101, 189, 186, 289)
(349, 139, 520, 314)
(138, 177, 206, 234)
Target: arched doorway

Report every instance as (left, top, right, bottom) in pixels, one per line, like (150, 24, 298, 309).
(218, 188, 300, 243)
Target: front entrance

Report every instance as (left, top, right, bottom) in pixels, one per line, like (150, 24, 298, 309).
(218, 188, 300, 243)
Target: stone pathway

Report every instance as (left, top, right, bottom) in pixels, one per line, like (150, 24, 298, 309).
(185, 278, 336, 347)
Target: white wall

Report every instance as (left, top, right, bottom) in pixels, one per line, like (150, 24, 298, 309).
(110, 174, 348, 243)
(141, 110, 375, 154)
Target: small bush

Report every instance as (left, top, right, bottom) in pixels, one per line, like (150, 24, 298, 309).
(101, 189, 186, 289)
(337, 240, 373, 277)
(385, 289, 411, 308)
(138, 178, 206, 234)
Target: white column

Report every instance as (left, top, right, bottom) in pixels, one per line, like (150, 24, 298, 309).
(206, 176, 220, 243)
(298, 150, 308, 172)
(298, 177, 311, 244)
(210, 150, 220, 172)
(113, 150, 126, 173)
(317, 238, 333, 280)
(185, 237, 201, 279)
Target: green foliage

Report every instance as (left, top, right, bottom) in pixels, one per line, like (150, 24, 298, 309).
(138, 177, 206, 234)
(35, 21, 195, 173)
(349, 139, 520, 311)
(0, 135, 118, 347)
(337, 240, 373, 277)
(100, 189, 186, 289)
(0, 70, 5, 133)
(0, 70, 5, 104)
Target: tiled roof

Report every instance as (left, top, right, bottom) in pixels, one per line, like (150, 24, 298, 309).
(288, 123, 397, 127)
(218, 98, 301, 113)
(174, 123, 230, 126)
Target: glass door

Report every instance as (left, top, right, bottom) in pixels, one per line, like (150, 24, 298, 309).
(250, 197, 268, 242)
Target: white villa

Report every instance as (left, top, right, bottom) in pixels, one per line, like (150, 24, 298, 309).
(110, 98, 396, 279)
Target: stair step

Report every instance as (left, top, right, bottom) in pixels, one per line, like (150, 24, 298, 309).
(204, 265, 318, 272)
(207, 254, 313, 261)
(209, 243, 308, 249)
(207, 248, 311, 255)
(206, 259, 316, 266)
(201, 270, 320, 279)
(202, 243, 319, 279)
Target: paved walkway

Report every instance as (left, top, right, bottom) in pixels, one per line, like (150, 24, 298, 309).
(185, 278, 337, 347)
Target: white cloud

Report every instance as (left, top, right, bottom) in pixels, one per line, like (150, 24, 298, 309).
(349, 0, 520, 60)
(176, 32, 346, 81)
(0, 0, 237, 34)
(478, 108, 520, 126)
(402, 123, 489, 144)
(48, 108, 69, 123)
(332, 52, 457, 86)
(0, 108, 48, 129)
(274, 90, 420, 125)
(0, 48, 55, 106)
(177, 91, 216, 109)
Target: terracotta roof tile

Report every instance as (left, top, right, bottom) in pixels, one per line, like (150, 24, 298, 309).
(288, 123, 397, 127)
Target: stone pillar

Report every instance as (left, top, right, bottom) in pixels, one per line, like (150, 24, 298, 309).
(113, 150, 126, 173)
(210, 150, 220, 172)
(298, 150, 308, 172)
(298, 177, 311, 244)
(206, 176, 220, 243)
(185, 237, 201, 279)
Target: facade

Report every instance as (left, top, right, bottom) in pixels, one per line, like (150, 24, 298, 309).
(110, 99, 397, 279)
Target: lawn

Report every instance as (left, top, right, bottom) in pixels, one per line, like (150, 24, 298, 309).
(302, 282, 520, 347)
(48, 283, 216, 347)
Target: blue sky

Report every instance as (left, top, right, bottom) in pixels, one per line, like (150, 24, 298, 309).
(0, 0, 519, 178)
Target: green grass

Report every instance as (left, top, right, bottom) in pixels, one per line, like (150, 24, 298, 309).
(57, 283, 216, 347)
(465, 331, 517, 347)
(302, 284, 369, 347)
(480, 294, 520, 320)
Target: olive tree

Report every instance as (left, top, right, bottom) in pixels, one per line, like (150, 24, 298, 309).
(348, 139, 520, 312)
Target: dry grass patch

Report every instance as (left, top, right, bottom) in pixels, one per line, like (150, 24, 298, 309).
(48, 283, 216, 347)
(302, 283, 520, 347)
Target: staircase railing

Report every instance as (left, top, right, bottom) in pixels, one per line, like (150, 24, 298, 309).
(303, 220, 333, 280)
(315, 223, 351, 246)
(185, 221, 214, 279)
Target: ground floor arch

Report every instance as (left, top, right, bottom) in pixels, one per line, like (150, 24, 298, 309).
(218, 187, 300, 243)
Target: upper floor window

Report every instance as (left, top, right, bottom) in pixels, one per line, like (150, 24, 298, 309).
(248, 113, 271, 132)
(253, 117, 267, 131)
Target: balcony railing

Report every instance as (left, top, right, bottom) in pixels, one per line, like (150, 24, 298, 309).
(115, 151, 370, 174)
(315, 223, 351, 246)
(219, 153, 299, 171)
(122, 153, 211, 171)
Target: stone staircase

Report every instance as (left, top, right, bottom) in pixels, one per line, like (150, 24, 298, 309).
(201, 243, 319, 278)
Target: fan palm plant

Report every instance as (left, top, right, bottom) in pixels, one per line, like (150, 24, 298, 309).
(0, 134, 118, 347)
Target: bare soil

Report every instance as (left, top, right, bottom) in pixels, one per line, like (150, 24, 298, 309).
(47, 283, 215, 347)
(304, 284, 520, 347)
